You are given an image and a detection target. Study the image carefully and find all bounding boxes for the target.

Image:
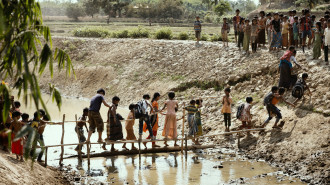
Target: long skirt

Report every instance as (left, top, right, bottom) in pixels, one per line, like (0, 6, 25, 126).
(188, 114, 197, 136)
(238, 32, 244, 47)
(313, 34, 322, 59)
(267, 30, 272, 45)
(271, 32, 282, 48)
(243, 33, 250, 51)
(279, 61, 295, 89)
(289, 28, 294, 46)
(257, 29, 266, 44)
(11, 133, 23, 155)
(162, 114, 177, 139)
(282, 33, 289, 48)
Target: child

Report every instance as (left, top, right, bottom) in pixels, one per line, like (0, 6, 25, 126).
(258, 11, 266, 47)
(270, 13, 282, 51)
(300, 9, 312, 52)
(10, 111, 24, 161)
(233, 9, 241, 43)
(75, 108, 89, 154)
(122, 104, 137, 150)
(292, 73, 312, 104)
(282, 16, 290, 49)
(221, 88, 232, 132)
(194, 16, 202, 45)
(293, 16, 299, 48)
(251, 18, 259, 53)
(36, 114, 49, 162)
(324, 19, 330, 64)
(221, 18, 230, 47)
(21, 113, 29, 124)
(313, 22, 323, 59)
(194, 99, 203, 145)
(266, 13, 272, 46)
(243, 19, 251, 55)
(104, 96, 122, 152)
(262, 87, 295, 129)
(237, 18, 245, 50)
(161, 92, 178, 147)
(11, 101, 21, 113)
(185, 100, 198, 139)
(138, 94, 154, 142)
(239, 97, 253, 130)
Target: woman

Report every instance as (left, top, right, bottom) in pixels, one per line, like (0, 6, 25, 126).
(161, 92, 178, 147)
(313, 22, 323, 59)
(278, 47, 300, 89)
(243, 19, 251, 55)
(270, 13, 282, 51)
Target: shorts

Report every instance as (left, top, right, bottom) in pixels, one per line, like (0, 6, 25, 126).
(222, 32, 228, 41)
(235, 30, 239, 36)
(88, 111, 104, 132)
(195, 31, 201, 39)
(293, 32, 299, 40)
(301, 30, 311, 38)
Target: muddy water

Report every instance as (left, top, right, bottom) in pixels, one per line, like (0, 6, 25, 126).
(17, 93, 305, 184)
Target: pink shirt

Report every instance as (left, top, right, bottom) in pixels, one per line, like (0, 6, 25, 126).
(166, 100, 177, 115)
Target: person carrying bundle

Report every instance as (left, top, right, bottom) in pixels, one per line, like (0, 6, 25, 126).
(292, 73, 312, 104)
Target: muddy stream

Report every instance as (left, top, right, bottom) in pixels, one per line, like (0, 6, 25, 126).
(17, 92, 305, 184)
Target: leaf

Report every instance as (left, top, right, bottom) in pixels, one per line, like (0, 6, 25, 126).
(39, 43, 52, 75)
(14, 125, 33, 141)
(0, 83, 10, 123)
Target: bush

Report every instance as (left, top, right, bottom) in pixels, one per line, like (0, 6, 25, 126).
(201, 34, 209, 41)
(178, 32, 189, 40)
(73, 27, 111, 38)
(129, 26, 150, 38)
(113, 30, 129, 38)
(66, 3, 85, 21)
(155, 28, 173, 39)
(211, 34, 222, 42)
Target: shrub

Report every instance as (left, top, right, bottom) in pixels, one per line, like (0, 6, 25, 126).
(178, 32, 189, 40)
(211, 34, 222, 42)
(113, 30, 129, 38)
(155, 28, 173, 39)
(73, 26, 111, 38)
(201, 34, 209, 41)
(129, 26, 150, 38)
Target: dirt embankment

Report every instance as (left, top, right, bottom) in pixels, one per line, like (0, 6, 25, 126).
(39, 37, 329, 184)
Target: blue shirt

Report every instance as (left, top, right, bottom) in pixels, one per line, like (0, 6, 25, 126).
(89, 94, 104, 112)
(194, 21, 201, 31)
(293, 22, 299, 33)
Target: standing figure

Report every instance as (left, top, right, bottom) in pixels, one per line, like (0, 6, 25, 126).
(233, 9, 241, 44)
(266, 13, 273, 46)
(221, 88, 232, 132)
(257, 11, 266, 47)
(313, 22, 323, 59)
(282, 16, 290, 49)
(270, 13, 282, 51)
(251, 18, 259, 53)
(194, 99, 203, 145)
(243, 19, 251, 55)
(122, 104, 137, 150)
(237, 18, 245, 50)
(221, 18, 230, 47)
(75, 108, 89, 154)
(161, 92, 178, 147)
(194, 16, 202, 45)
(324, 19, 330, 64)
(10, 111, 24, 161)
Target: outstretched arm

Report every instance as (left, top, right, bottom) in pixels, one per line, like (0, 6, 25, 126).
(282, 97, 295, 107)
(102, 99, 111, 108)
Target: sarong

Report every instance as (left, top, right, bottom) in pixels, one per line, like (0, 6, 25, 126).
(257, 29, 266, 44)
(271, 32, 282, 48)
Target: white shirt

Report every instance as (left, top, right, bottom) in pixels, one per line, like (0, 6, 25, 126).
(324, 28, 330, 46)
(290, 56, 300, 66)
(266, 19, 272, 31)
(141, 99, 149, 114)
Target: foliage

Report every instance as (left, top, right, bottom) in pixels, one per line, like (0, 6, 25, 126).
(227, 0, 256, 14)
(113, 30, 130, 38)
(0, 0, 74, 161)
(178, 32, 189, 40)
(155, 28, 173, 39)
(295, 0, 320, 9)
(129, 26, 150, 38)
(66, 3, 86, 20)
(214, 0, 232, 17)
(73, 26, 112, 37)
(201, 34, 209, 41)
(210, 34, 222, 41)
(83, 0, 100, 18)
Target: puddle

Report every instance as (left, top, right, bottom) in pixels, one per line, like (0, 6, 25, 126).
(15, 92, 305, 184)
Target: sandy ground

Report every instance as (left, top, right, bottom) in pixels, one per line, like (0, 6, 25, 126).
(17, 37, 330, 184)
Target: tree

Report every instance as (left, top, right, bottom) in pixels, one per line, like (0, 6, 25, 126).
(295, 0, 320, 9)
(214, 0, 232, 16)
(66, 3, 86, 20)
(0, 0, 74, 161)
(83, 0, 100, 18)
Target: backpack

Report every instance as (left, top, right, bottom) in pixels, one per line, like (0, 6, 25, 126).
(134, 100, 145, 119)
(292, 80, 304, 99)
(236, 104, 245, 119)
(263, 92, 274, 106)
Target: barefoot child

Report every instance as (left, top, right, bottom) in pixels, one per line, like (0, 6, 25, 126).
(239, 97, 253, 130)
(194, 99, 204, 145)
(292, 73, 312, 104)
(238, 18, 245, 50)
(221, 88, 233, 132)
(122, 104, 137, 150)
(282, 16, 290, 49)
(221, 18, 230, 47)
(194, 16, 202, 45)
(75, 108, 89, 154)
(251, 18, 259, 53)
(243, 19, 251, 55)
(161, 92, 178, 147)
(10, 111, 24, 161)
(21, 113, 29, 124)
(185, 100, 198, 140)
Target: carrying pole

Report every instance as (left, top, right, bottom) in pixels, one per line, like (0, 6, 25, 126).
(59, 114, 65, 166)
(181, 102, 185, 154)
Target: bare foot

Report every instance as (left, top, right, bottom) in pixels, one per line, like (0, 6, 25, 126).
(102, 145, 107, 150)
(174, 144, 179, 147)
(153, 144, 160, 148)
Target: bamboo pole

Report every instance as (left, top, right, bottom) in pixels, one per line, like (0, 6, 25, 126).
(184, 134, 188, 158)
(45, 147, 48, 167)
(75, 114, 82, 162)
(138, 135, 141, 160)
(181, 102, 185, 154)
(59, 114, 65, 166)
(87, 143, 90, 171)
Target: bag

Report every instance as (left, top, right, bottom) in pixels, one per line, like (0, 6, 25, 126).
(292, 81, 304, 99)
(263, 92, 274, 106)
(134, 101, 145, 119)
(236, 104, 245, 119)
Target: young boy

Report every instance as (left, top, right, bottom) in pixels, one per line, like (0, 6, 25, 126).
(21, 113, 29, 124)
(293, 16, 299, 48)
(194, 16, 202, 45)
(185, 100, 198, 139)
(221, 88, 232, 132)
(293, 73, 312, 104)
(10, 111, 24, 161)
(262, 87, 295, 129)
(221, 18, 230, 47)
(75, 108, 89, 154)
(266, 13, 272, 46)
(233, 9, 241, 43)
(324, 19, 330, 64)
(238, 18, 245, 50)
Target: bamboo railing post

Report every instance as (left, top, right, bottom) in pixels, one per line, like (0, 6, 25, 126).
(75, 114, 82, 162)
(87, 143, 90, 171)
(45, 147, 48, 166)
(181, 102, 186, 154)
(184, 134, 188, 158)
(237, 133, 240, 149)
(59, 114, 65, 166)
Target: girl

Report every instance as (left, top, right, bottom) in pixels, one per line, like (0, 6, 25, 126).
(194, 99, 203, 145)
(243, 19, 251, 55)
(122, 104, 137, 150)
(251, 18, 259, 53)
(313, 21, 323, 59)
(266, 13, 273, 46)
(161, 92, 178, 147)
(270, 13, 282, 51)
(10, 111, 24, 161)
(143, 92, 161, 148)
(282, 16, 290, 49)
(221, 18, 230, 47)
(237, 18, 245, 50)
(221, 88, 232, 132)
(239, 97, 253, 130)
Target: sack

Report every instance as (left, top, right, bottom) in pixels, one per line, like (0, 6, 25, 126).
(236, 104, 245, 119)
(292, 81, 304, 99)
(134, 101, 145, 119)
(263, 92, 274, 106)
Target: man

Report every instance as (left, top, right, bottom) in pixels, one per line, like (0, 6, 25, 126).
(86, 88, 111, 143)
(300, 9, 312, 52)
(194, 16, 202, 45)
(324, 19, 330, 64)
(233, 9, 241, 43)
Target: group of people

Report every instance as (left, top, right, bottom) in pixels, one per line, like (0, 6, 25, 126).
(0, 96, 49, 162)
(194, 8, 330, 63)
